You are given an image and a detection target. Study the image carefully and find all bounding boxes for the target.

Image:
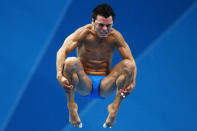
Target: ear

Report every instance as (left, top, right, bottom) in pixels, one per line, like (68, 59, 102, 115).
(91, 18, 95, 24)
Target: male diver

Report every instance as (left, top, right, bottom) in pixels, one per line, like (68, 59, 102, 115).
(56, 3, 137, 128)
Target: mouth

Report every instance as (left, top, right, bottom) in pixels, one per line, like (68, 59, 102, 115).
(101, 32, 108, 34)
(100, 34, 108, 37)
(100, 32, 108, 36)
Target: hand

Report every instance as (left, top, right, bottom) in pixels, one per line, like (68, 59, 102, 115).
(57, 75, 74, 92)
(119, 84, 134, 99)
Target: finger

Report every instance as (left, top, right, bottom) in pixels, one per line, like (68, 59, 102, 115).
(126, 87, 133, 94)
(126, 87, 132, 91)
(123, 89, 130, 94)
(124, 90, 130, 94)
(120, 89, 128, 94)
(62, 77, 70, 84)
(125, 87, 131, 92)
(65, 79, 70, 85)
(64, 85, 73, 89)
(68, 84, 73, 88)
(128, 84, 135, 90)
(119, 89, 127, 95)
(120, 89, 130, 97)
(120, 93, 126, 98)
(119, 89, 124, 92)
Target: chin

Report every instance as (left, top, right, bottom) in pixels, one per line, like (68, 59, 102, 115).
(99, 34, 108, 38)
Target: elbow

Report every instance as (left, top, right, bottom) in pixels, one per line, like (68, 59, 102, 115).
(57, 49, 62, 57)
(122, 59, 136, 72)
(124, 58, 136, 68)
(56, 49, 61, 58)
(57, 49, 66, 59)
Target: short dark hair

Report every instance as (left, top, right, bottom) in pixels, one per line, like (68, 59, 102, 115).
(92, 3, 115, 22)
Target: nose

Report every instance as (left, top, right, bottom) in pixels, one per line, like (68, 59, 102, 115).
(102, 25, 108, 31)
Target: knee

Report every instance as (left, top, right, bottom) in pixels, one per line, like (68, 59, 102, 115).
(65, 57, 80, 64)
(121, 59, 136, 73)
(63, 57, 82, 73)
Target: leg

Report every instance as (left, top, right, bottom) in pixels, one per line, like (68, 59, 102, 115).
(63, 57, 92, 95)
(66, 89, 82, 128)
(100, 59, 135, 128)
(63, 57, 92, 128)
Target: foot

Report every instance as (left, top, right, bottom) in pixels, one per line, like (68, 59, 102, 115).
(68, 103, 82, 128)
(103, 104, 118, 128)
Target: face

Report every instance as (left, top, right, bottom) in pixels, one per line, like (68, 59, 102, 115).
(92, 15, 113, 38)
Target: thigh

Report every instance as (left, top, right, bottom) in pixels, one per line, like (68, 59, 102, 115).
(63, 57, 92, 96)
(99, 59, 135, 98)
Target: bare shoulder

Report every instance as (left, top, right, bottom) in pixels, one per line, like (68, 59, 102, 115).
(74, 24, 91, 35)
(110, 28, 126, 46)
(76, 24, 91, 32)
(65, 24, 91, 42)
(110, 28, 121, 36)
(84, 24, 92, 30)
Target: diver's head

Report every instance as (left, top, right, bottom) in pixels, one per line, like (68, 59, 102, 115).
(92, 4, 115, 38)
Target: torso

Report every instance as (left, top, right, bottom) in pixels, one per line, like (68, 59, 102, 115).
(77, 27, 117, 76)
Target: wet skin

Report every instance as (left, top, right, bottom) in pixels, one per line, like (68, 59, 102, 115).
(56, 15, 137, 128)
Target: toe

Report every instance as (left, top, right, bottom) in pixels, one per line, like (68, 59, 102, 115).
(103, 122, 113, 128)
(74, 122, 82, 128)
(78, 123, 83, 128)
(103, 123, 107, 128)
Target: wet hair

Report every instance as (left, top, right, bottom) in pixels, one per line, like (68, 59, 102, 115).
(92, 3, 115, 22)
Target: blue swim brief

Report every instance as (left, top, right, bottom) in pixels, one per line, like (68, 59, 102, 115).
(85, 75, 106, 99)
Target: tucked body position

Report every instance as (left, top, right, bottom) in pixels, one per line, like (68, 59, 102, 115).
(56, 3, 137, 128)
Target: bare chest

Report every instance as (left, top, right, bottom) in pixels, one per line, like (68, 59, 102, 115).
(78, 34, 116, 60)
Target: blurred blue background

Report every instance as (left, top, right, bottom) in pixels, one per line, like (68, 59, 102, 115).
(0, 0, 197, 131)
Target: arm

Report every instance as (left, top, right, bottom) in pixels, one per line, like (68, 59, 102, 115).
(56, 32, 78, 80)
(114, 30, 137, 91)
(56, 25, 90, 87)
